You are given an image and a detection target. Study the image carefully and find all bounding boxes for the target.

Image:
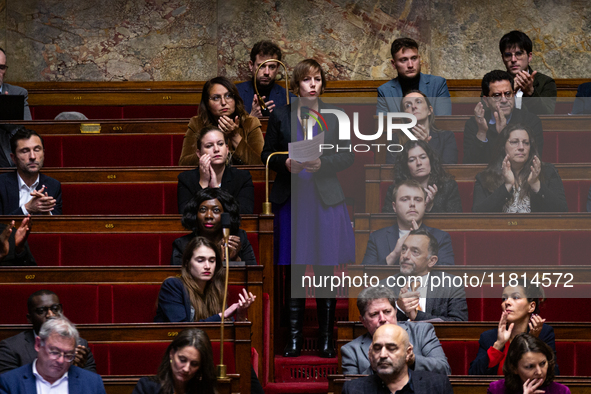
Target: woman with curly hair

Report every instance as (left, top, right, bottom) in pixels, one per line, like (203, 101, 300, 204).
(383, 139, 462, 213)
(472, 123, 568, 213)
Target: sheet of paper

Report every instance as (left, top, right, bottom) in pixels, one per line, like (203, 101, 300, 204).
(288, 132, 325, 162)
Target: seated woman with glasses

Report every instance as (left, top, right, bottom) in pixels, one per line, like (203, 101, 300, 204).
(463, 70, 544, 164)
(179, 76, 264, 166)
(472, 123, 567, 213)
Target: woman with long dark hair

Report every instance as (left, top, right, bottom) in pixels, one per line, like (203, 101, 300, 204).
(383, 139, 462, 213)
(262, 59, 355, 358)
(172, 188, 256, 266)
(179, 76, 263, 166)
(473, 123, 568, 212)
(155, 236, 255, 323)
(177, 125, 254, 214)
(132, 328, 216, 394)
(487, 333, 570, 394)
(386, 90, 458, 164)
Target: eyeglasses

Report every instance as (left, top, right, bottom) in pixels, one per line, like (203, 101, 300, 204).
(209, 93, 234, 102)
(0, 65, 8, 71)
(490, 91, 514, 102)
(45, 347, 76, 362)
(508, 139, 530, 147)
(503, 51, 526, 61)
(34, 304, 62, 316)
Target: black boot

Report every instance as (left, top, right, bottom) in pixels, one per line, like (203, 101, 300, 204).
(283, 298, 306, 357)
(316, 298, 337, 358)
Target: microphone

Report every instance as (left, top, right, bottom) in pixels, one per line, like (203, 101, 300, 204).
(301, 106, 310, 140)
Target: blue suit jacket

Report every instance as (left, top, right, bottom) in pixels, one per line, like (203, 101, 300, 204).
(0, 363, 105, 394)
(377, 73, 452, 116)
(572, 82, 591, 115)
(153, 277, 222, 323)
(361, 223, 454, 266)
(235, 81, 295, 114)
(0, 172, 62, 215)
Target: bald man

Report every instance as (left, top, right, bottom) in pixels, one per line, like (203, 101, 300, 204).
(342, 324, 453, 394)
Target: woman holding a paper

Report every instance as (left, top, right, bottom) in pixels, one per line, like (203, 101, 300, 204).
(261, 59, 355, 359)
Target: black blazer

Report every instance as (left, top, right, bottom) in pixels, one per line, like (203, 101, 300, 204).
(177, 166, 254, 214)
(170, 229, 257, 266)
(131, 377, 161, 394)
(0, 172, 62, 215)
(463, 108, 544, 165)
(0, 330, 96, 374)
(261, 103, 354, 206)
(472, 163, 568, 212)
(342, 371, 453, 394)
(0, 223, 35, 266)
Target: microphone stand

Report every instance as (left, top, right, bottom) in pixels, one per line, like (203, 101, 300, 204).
(217, 218, 231, 378)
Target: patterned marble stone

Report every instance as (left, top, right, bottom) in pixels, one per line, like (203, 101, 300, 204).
(4, 0, 217, 81)
(219, 0, 432, 81)
(430, 0, 591, 80)
(0, 0, 589, 82)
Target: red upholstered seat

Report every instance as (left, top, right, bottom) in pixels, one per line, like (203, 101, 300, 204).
(61, 183, 177, 215)
(123, 106, 196, 119)
(556, 342, 575, 376)
(112, 285, 162, 323)
(30, 105, 197, 120)
(464, 232, 560, 266)
(557, 132, 591, 163)
(0, 284, 108, 324)
(454, 132, 464, 164)
(575, 343, 591, 376)
(440, 341, 480, 375)
(89, 341, 236, 375)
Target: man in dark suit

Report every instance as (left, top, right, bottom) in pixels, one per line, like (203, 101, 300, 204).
(236, 41, 295, 118)
(383, 229, 467, 322)
(0, 48, 32, 121)
(572, 81, 591, 115)
(0, 128, 62, 215)
(499, 31, 556, 115)
(0, 317, 105, 394)
(341, 287, 450, 375)
(377, 37, 451, 116)
(362, 179, 454, 266)
(0, 216, 35, 266)
(342, 324, 453, 394)
(0, 290, 96, 374)
(463, 70, 544, 164)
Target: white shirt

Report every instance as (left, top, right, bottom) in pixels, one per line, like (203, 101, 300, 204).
(515, 89, 524, 109)
(17, 173, 39, 216)
(397, 272, 430, 319)
(32, 359, 69, 394)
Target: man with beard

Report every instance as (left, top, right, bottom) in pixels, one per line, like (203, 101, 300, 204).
(236, 41, 295, 118)
(463, 70, 544, 164)
(342, 324, 453, 393)
(0, 128, 62, 215)
(385, 229, 467, 322)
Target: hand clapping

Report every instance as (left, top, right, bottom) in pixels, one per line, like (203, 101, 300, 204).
(198, 154, 218, 188)
(527, 155, 541, 192)
(514, 70, 537, 97)
(503, 155, 515, 191)
(424, 185, 438, 212)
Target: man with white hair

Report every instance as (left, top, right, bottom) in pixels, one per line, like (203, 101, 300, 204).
(0, 317, 105, 394)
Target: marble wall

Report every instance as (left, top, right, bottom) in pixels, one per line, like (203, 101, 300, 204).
(0, 0, 589, 82)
